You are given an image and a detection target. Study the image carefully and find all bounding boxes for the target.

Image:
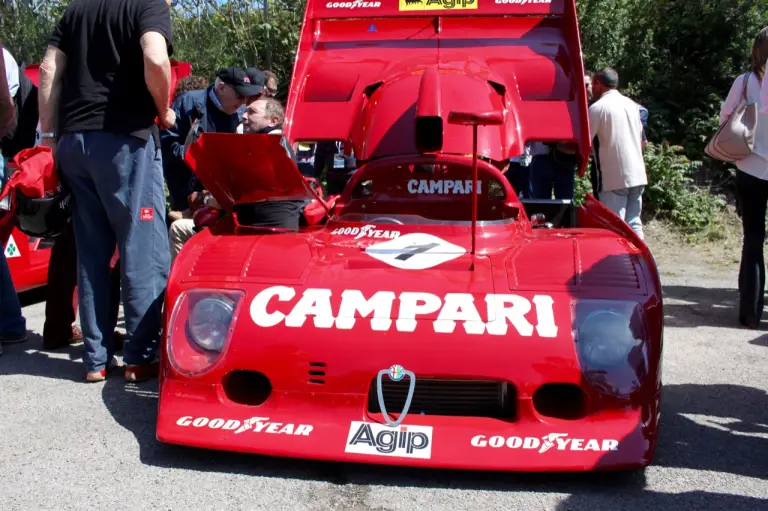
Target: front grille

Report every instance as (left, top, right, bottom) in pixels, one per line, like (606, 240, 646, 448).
(367, 378, 516, 420)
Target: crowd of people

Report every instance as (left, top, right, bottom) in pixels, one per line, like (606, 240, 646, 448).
(506, 67, 650, 240)
(0, 0, 315, 381)
(0, 0, 766, 382)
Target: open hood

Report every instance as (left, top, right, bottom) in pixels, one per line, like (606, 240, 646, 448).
(283, 0, 590, 175)
(183, 133, 317, 213)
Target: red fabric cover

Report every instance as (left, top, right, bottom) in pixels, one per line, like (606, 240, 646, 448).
(0, 146, 59, 206)
(0, 147, 60, 245)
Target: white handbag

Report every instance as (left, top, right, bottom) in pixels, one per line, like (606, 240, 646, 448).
(705, 72, 758, 163)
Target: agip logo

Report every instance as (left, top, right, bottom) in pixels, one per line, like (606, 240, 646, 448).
(399, 0, 477, 11)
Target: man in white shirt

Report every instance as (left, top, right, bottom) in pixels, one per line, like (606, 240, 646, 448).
(0, 42, 27, 351)
(588, 67, 648, 239)
(0, 46, 18, 205)
(2, 47, 18, 100)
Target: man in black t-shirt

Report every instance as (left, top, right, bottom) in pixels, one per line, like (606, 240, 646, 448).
(37, 0, 176, 382)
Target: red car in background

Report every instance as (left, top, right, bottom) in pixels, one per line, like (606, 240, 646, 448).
(1, 61, 192, 293)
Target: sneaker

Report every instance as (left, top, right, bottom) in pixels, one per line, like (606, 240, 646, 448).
(0, 332, 28, 344)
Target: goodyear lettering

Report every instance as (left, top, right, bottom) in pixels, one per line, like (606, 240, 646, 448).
(175, 416, 313, 436)
(495, 0, 552, 4)
(326, 1, 381, 8)
(470, 433, 619, 453)
(330, 224, 401, 240)
(249, 286, 559, 338)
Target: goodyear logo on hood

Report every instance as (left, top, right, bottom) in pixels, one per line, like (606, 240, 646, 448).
(399, 0, 477, 11)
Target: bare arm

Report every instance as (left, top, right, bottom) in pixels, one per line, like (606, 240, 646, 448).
(38, 45, 68, 135)
(720, 74, 746, 125)
(761, 61, 768, 114)
(0, 43, 16, 137)
(140, 31, 171, 117)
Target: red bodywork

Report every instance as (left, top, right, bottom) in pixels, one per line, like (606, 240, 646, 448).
(156, 0, 663, 472)
(1, 61, 192, 293)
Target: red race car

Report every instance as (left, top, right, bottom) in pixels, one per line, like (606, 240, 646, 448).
(1, 61, 192, 293)
(156, 0, 663, 472)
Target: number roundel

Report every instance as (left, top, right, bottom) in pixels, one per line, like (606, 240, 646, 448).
(364, 233, 467, 270)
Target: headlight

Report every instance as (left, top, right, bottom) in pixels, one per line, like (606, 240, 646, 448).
(577, 309, 641, 369)
(188, 295, 236, 352)
(573, 299, 649, 397)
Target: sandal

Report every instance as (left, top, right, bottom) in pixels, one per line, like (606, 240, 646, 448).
(125, 357, 160, 383)
(84, 357, 121, 382)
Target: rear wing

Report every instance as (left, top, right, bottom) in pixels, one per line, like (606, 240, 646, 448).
(284, 0, 590, 175)
(311, 0, 563, 18)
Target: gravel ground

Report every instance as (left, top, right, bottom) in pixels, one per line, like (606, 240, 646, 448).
(0, 227, 766, 510)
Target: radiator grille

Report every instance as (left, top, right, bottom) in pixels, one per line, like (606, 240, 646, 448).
(368, 378, 515, 420)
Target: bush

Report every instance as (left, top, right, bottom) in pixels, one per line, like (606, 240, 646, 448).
(574, 142, 726, 235)
(641, 142, 725, 234)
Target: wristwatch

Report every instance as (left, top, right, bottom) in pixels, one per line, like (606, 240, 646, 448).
(40, 132, 57, 139)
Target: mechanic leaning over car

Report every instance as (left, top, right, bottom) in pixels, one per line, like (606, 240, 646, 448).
(38, 0, 176, 382)
(160, 66, 260, 214)
(167, 94, 301, 262)
(0, 40, 28, 356)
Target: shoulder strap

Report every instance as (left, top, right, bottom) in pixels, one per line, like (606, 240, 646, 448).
(741, 72, 751, 102)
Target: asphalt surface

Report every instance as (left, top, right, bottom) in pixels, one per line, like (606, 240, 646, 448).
(1, 265, 767, 510)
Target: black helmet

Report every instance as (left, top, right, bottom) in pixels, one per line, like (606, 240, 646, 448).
(14, 186, 72, 239)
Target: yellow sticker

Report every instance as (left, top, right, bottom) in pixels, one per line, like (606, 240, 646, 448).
(399, 0, 478, 11)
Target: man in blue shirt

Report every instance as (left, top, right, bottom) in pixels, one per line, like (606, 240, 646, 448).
(161, 66, 264, 212)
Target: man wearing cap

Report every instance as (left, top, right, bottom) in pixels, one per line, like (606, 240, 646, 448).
(161, 66, 264, 212)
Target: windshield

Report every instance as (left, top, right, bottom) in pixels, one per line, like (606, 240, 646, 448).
(332, 213, 517, 226)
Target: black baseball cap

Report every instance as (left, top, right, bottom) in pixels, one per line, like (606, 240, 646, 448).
(244, 67, 267, 95)
(217, 66, 264, 97)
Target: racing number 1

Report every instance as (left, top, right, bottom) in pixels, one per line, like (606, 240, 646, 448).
(395, 243, 440, 261)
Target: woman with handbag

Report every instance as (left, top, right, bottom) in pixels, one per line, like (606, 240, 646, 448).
(717, 27, 768, 328)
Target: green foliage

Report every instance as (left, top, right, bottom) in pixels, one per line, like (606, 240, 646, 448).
(573, 172, 592, 207)
(576, 0, 766, 234)
(0, 2, 66, 65)
(2, 0, 766, 236)
(170, 0, 305, 99)
(642, 142, 725, 234)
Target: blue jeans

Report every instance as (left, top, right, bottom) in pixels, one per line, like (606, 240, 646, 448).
(57, 132, 170, 373)
(0, 249, 26, 337)
(505, 162, 532, 199)
(600, 185, 646, 240)
(530, 153, 576, 200)
(0, 154, 26, 338)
